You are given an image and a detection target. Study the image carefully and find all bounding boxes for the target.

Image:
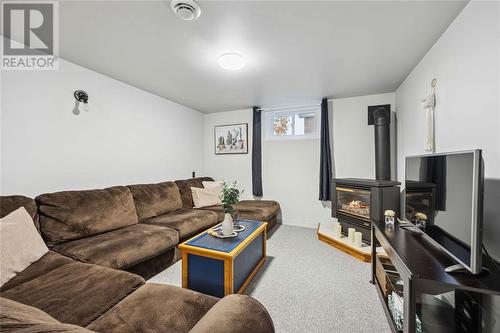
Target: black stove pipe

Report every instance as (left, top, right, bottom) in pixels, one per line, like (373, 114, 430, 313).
(368, 105, 391, 181)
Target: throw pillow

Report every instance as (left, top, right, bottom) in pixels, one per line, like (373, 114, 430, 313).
(191, 186, 222, 208)
(201, 181, 223, 199)
(0, 207, 49, 287)
(202, 181, 223, 189)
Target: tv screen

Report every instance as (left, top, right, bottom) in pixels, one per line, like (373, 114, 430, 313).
(405, 150, 483, 274)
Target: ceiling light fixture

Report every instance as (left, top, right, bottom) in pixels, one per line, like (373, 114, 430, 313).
(219, 53, 245, 71)
(171, 0, 201, 21)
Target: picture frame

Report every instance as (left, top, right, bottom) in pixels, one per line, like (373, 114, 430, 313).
(214, 123, 248, 155)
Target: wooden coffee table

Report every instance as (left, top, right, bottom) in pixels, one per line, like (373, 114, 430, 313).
(178, 220, 267, 298)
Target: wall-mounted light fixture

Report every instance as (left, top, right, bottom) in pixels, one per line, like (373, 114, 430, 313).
(73, 90, 89, 115)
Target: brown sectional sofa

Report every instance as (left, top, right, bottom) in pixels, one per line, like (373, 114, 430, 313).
(175, 177, 280, 231)
(36, 185, 180, 275)
(0, 177, 279, 333)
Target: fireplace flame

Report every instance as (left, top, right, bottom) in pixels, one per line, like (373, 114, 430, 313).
(348, 200, 363, 208)
(341, 199, 370, 218)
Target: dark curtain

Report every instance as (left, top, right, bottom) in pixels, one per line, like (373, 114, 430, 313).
(420, 156, 447, 211)
(319, 98, 332, 201)
(252, 106, 263, 197)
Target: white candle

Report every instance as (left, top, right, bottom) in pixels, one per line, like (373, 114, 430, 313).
(333, 223, 342, 238)
(348, 228, 355, 243)
(354, 232, 363, 247)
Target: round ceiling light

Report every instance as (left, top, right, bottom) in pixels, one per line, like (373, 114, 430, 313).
(171, 0, 201, 21)
(218, 53, 245, 71)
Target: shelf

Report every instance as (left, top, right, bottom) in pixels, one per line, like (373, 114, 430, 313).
(417, 295, 458, 333)
(372, 220, 500, 296)
(374, 277, 402, 333)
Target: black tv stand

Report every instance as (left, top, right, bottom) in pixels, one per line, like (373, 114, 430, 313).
(371, 220, 500, 333)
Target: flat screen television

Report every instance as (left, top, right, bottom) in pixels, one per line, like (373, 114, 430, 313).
(404, 150, 484, 274)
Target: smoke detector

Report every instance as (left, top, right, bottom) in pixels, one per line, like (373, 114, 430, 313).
(171, 0, 201, 21)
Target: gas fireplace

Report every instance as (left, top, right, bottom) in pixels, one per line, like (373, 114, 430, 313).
(332, 179, 400, 243)
(330, 104, 400, 244)
(336, 187, 371, 221)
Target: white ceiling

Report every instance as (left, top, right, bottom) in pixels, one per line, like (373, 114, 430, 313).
(59, 1, 467, 113)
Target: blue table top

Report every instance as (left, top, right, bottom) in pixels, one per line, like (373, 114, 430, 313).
(186, 220, 263, 253)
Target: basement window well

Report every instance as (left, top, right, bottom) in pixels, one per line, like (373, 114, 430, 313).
(263, 107, 320, 141)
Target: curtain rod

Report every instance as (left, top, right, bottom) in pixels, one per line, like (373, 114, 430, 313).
(257, 98, 334, 112)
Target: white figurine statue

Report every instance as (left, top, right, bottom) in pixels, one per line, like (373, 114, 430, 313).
(421, 79, 436, 152)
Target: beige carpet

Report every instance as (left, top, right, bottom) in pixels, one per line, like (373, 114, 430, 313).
(149, 224, 390, 333)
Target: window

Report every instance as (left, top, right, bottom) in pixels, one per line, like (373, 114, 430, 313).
(263, 106, 320, 141)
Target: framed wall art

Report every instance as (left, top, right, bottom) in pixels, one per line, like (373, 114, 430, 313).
(214, 123, 248, 154)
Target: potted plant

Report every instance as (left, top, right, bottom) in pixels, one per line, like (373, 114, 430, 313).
(219, 181, 241, 236)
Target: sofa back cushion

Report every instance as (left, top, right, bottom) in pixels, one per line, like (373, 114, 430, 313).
(128, 181, 182, 221)
(175, 177, 214, 208)
(36, 186, 138, 246)
(0, 195, 39, 231)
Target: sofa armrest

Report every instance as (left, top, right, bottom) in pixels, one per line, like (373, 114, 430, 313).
(189, 294, 274, 333)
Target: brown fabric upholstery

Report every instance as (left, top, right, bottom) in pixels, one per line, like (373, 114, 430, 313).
(53, 224, 178, 270)
(174, 177, 214, 208)
(1, 262, 144, 327)
(144, 208, 218, 240)
(0, 297, 95, 333)
(36, 186, 138, 246)
(0, 195, 39, 231)
(234, 200, 280, 222)
(199, 200, 280, 229)
(128, 181, 182, 221)
(87, 283, 218, 333)
(197, 205, 225, 222)
(125, 247, 180, 280)
(189, 294, 275, 333)
(0, 251, 73, 292)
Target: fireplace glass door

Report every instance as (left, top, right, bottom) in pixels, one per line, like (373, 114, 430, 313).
(336, 187, 371, 221)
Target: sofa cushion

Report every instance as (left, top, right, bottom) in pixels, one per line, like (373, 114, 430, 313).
(128, 181, 183, 221)
(53, 224, 179, 270)
(1, 208, 49, 287)
(175, 177, 214, 208)
(199, 200, 280, 223)
(197, 205, 225, 222)
(0, 195, 39, 231)
(144, 208, 218, 240)
(0, 297, 95, 332)
(0, 251, 73, 292)
(1, 261, 144, 327)
(86, 283, 218, 333)
(36, 186, 138, 246)
(189, 294, 275, 333)
(234, 200, 280, 222)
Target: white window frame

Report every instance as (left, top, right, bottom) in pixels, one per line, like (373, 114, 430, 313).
(263, 106, 321, 141)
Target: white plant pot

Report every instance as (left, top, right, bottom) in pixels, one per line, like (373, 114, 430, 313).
(222, 213, 234, 236)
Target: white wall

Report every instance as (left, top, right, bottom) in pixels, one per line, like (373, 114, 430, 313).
(395, 0, 500, 261)
(1, 57, 204, 197)
(204, 108, 334, 228)
(332, 93, 396, 180)
(203, 109, 254, 199)
(203, 93, 395, 228)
